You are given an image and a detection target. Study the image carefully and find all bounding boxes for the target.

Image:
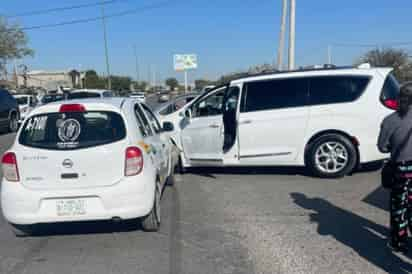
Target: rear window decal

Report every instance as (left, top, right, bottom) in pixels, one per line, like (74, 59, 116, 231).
(58, 119, 81, 142)
(25, 116, 48, 131)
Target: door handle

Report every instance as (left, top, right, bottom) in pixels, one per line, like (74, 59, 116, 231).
(209, 124, 220, 128)
(239, 120, 252, 125)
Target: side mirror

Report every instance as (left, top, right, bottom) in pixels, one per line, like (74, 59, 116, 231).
(163, 121, 174, 132)
(184, 108, 192, 119)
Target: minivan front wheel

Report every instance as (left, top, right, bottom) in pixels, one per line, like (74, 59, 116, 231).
(306, 134, 357, 178)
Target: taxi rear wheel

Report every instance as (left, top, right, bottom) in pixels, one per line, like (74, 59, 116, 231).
(141, 181, 161, 232)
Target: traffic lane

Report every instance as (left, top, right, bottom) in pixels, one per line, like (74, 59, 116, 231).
(0, 133, 15, 155)
(183, 167, 411, 274)
(0, 134, 252, 274)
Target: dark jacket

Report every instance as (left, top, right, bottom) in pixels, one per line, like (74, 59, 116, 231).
(378, 110, 412, 162)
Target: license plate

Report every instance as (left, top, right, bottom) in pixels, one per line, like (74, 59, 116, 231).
(56, 199, 87, 217)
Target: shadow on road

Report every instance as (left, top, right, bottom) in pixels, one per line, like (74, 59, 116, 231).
(188, 166, 308, 178)
(363, 186, 389, 212)
(187, 161, 383, 179)
(31, 219, 142, 237)
(291, 193, 412, 273)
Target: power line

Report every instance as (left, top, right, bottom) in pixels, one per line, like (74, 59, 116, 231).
(21, 0, 174, 31)
(332, 42, 412, 48)
(4, 0, 120, 19)
(331, 43, 378, 48)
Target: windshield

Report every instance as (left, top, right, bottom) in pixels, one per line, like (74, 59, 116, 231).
(68, 92, 101, 99)
(41, 95, 64, 104)
(19, 111, 126, 150)
(16, 97, 28, 105)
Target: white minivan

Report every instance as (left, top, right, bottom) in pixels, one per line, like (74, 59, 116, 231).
(1, 98, 175, 236)
(171, 64, 398, 178)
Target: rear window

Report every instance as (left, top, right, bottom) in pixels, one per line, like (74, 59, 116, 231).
(309, 76, 370, 105)
(16, 97, 28, 105)
(19, 111, 126, 150)
(41, 95, 64, 104)
(68, 92, 101, 99)
(380, 73, 400, 101)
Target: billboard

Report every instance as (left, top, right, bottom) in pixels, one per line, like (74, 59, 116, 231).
(174, 54, 198, 71)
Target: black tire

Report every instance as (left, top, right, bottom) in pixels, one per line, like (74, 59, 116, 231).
(166, 169, 175, 187)
(10, 224, 34, 237)
(141, 182, 161, 232)
(305, 134, 358, 178)
(175, 156, 187, 174)
(8, 113, 18, 133)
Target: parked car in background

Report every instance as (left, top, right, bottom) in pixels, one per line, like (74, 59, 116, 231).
(158, 93, 170, 103)
(1, 98, 176, 236)
(13, 94, 38, 123)
(170, 64, 398, 178)
(129, 91, 146, 102)
(155, 93, 199, 122)
(39, 94, 64, 106)
(67, 89, 115, 100)
(0, 89, 20, 133)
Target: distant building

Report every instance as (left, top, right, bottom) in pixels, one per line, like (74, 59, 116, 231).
(17, 69, 85, 90)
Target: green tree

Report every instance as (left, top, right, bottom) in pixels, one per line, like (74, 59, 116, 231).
(84, 70, 105, 89)
(133, 81, 148, 91)
(0, 17, 34, 76)
(111, 75, 132, 91)
(165, 78, 179, 91)
(357, 48, 412, 82)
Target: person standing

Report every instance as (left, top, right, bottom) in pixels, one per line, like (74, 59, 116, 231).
(378, 82, 412, 253)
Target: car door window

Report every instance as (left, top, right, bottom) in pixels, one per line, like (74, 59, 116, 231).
(159, 104, 174, 116)
(241, 78, 309, 113)
(191, 88, 226, 118)
(141, 104, 162, 134)
(134, 103, 153, 137)
(173, 98, 189, 112)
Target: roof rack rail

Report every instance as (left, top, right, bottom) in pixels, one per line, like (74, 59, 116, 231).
(230, 64, 358, 82)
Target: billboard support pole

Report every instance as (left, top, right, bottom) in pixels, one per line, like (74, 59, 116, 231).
(184, 70, 188, 94)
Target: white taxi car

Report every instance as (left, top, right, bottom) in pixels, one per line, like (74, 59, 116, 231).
(1, 98, 175, 236)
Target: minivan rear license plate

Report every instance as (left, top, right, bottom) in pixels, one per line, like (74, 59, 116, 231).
(56, 199, 86, 217)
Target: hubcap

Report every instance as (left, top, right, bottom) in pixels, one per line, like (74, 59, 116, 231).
(315, 141, 348, 174)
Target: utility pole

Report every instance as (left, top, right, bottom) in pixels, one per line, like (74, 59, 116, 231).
(184, 70, 188, 94)
(101, 1, 111, 90)
(277, 0, 288, 70)
(152, 65, 156, 90)
(148, 65, 151, 90)
(327, 45, 332, 64)
(133, 45, 139, 83)
(288, 0, 296, 70)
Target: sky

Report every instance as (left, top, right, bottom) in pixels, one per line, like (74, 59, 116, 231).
(2, 0, 412, 84)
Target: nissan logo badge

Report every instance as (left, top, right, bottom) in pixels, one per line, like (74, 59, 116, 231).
(62, 159, 74, 169)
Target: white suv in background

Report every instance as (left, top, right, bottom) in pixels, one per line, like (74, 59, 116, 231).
(68, 89, 115, 99)
(1, 98, 175, 236)
(171, 64, 398, 178)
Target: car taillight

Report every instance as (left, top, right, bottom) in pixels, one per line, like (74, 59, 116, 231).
(125, 147, 143, 176)
(383, 99, 398, 110)
(2, 152, 19, 182)
(59, 104, 86, 113)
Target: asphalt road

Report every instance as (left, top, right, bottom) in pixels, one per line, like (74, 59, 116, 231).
(1, 131, 412, 274)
